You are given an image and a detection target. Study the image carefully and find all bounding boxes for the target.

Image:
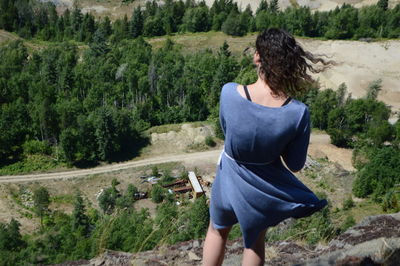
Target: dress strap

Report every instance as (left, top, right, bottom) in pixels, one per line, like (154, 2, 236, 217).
(243, 85, 252, 101)
(282, 97, 292, 106)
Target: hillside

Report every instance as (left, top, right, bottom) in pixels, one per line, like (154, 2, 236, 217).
(42, 0, 400, 19)
(147, 32, 400, 120)
(58, 210, 400, 265)
(207, 0, 400, 12)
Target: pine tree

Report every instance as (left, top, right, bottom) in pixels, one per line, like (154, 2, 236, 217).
(130, 7, 144, 38)
(33, 186, 50, 228)
(377, 0, 389, 11)
(71, 192, 89, 235)
(366, 79, 382, 100)
(256, 0, 269, 15)
(270, 0, 279, 13)
(89, 27, 110, 57)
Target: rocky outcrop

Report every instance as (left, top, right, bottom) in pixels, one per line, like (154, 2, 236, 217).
(57, 212, 400, 266)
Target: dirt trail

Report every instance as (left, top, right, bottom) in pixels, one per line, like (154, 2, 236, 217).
(0, 133, 354, 183)
(309, 133, 355, 171)
(0, 150, 222, 183)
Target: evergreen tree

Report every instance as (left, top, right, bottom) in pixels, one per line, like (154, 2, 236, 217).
(89, 28, 110, 56)
(0, 218, 25, 251)
(366, 79, 382, 100)
(183, 6, 210, 32)
(71, 192, 89, 235)
(270, 0, 279, 13)
(130, 7, 144, 38)
(187, 195, 209, 238)
(256, 0, 269, 15)
(33, 186, 50, 227)
(310, 89, 337, 130)
(377, 0, 389, 11)
(221, 11, 247, 36)
(100, 16, 112, 37)
(151, 184, 165, 203)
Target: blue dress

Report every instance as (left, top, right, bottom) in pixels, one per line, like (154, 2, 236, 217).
(209, 82, 328, 249)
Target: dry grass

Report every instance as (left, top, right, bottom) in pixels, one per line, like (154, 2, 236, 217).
(146, 31, 258, 56)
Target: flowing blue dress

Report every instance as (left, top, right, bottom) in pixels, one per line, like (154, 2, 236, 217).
(209, 82, 328, 249)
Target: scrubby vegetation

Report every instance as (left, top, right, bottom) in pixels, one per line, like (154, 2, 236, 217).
(300, 79, 400, 206)
(0, 180, 210, 265)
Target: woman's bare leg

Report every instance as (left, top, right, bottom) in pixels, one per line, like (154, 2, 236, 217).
(242, 228, 268, 266)
(202, 221, 232, 266)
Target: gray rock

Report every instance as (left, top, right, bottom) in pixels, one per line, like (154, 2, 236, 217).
(187, 251, 201, 261)
(192, 240, 200, 249)
(301, 237, 400, 266)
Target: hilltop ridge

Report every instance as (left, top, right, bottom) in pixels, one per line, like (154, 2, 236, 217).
(58, 212, 400, 265)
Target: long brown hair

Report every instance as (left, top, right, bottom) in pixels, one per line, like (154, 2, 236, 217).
(255, 28, 334, 97)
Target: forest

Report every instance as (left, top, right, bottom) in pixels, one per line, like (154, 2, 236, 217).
(0, 0, 400, 264)
(0, 0, 399, 41)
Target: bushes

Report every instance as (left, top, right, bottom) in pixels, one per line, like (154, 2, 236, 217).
(342, 196, 355, 210)
(382, 190, 400, 212)
(352, 146, 400, 198)
(151, 184, 166, 203)
(267, 193, 339, 245)
(205, 136, 216, 147)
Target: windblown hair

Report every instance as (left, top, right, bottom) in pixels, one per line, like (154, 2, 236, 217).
(255, 28, 334, 97)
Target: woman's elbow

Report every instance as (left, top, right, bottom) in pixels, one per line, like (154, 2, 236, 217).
(289, 165, 304, 173)
(283, 157, 306, 173)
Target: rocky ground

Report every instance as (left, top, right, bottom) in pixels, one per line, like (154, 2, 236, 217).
(56, 212, 400, 266)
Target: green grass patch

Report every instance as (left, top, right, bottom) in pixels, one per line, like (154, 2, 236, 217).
(0, 154, 67, 175)
(51, 194, 75, 204)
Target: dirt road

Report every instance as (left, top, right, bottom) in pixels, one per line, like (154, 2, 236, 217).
(0, 150, 222, 183)
(0, 131, 355, 183)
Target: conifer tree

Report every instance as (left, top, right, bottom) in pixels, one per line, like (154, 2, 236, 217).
(130, 7, 144, 38)
(33, 186, 50, 228)
(71, 192, 89, 235)
(377, 0, 389, 11)
(270, 0, 279, 13)
(256, 0, 269, 15)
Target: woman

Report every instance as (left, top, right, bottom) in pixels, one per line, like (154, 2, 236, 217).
(202, 28, 331, 266)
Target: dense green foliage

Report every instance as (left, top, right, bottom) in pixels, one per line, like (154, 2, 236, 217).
(1, 0, 399, 171)
(307, 80, 394, 149)
(1, 0, 399, 263)
(0, 37, 242, 169)
(304, 80, 399, 201)
(0, 180, 210, 265)
(352, 146, 400, 198)
(1, 0, 399, 42)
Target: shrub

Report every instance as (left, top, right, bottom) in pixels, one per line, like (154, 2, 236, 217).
(382, 190, 400, 212)
(205, 136, 216, 147)
(342, 196, 355, 210)
(341, 215, 356, 232)
(151, 184, 165, 203)
(353, 146, 400, 198)
(22, 140, 52, 156)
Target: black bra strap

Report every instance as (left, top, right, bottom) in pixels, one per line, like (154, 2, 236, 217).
(244, 85, 252, 101)
(282, 97, 292, 106)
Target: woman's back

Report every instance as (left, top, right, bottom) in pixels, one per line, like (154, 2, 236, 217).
(220, 82, 310, 172)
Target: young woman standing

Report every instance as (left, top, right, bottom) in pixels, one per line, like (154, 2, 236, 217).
(202, 28, 331, 266)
